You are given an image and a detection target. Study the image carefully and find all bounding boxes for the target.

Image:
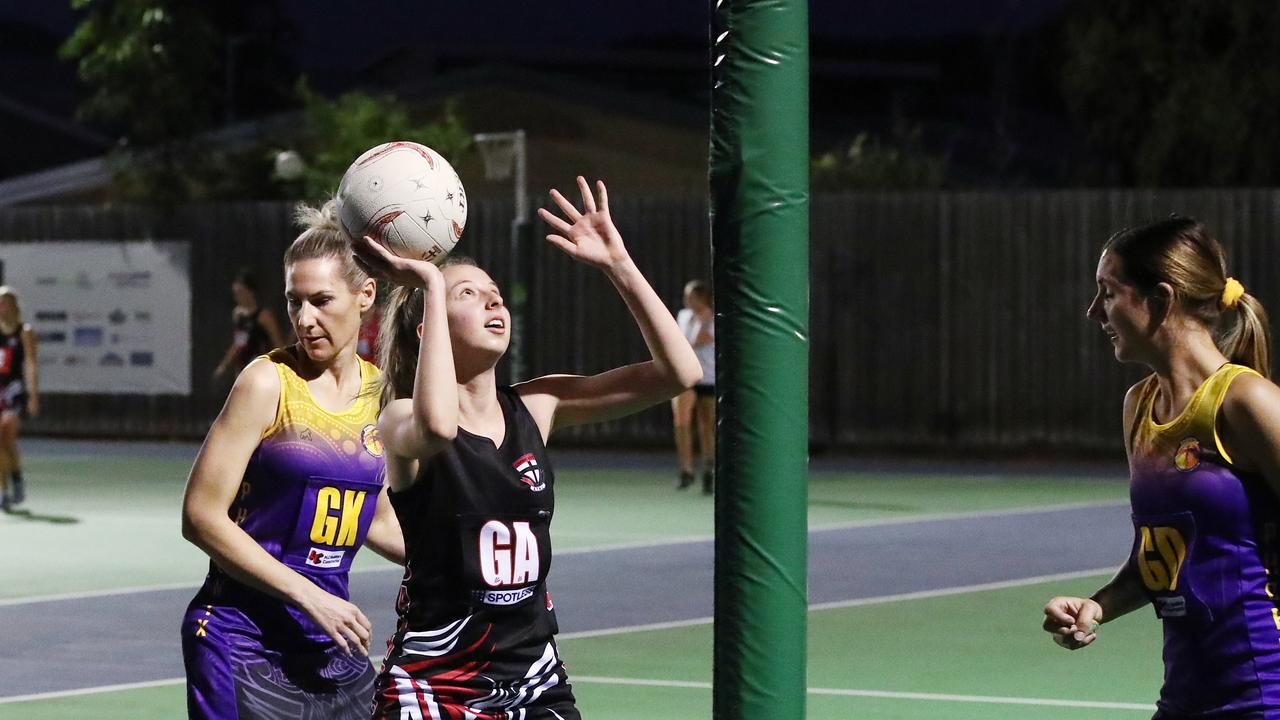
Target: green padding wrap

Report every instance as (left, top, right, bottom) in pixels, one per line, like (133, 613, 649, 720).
(709, 0, 810, 718)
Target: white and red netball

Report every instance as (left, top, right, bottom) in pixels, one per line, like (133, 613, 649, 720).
(336, 141, 467, 265)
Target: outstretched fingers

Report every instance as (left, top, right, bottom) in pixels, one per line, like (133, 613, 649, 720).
(537, 207, 574, 236)
(576, 175, 597, 213)
(549, 189, 582, 222)
(544, 234, 576, 256)
(596, 180, 609, 212)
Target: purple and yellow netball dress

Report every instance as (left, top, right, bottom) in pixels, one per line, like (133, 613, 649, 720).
(182, 348, 386, 720)
(1127, 363, 1280, 719)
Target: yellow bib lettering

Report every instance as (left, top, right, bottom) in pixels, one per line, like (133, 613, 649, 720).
(335, 490, 367, 547)
(1137, 525, 1187, 592)
(310, 487, 341, 544)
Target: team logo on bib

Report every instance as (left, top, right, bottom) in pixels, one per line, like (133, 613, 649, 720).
(305, 547, 345, 568)
(1174, 438, 1200, 472)
(361, 424, 384, 458)
(513, 453, 545, 492)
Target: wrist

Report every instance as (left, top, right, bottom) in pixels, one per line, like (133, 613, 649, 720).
(415, 264, 445, 289)
(603, 255, 638, 280)
(284, 574, 317, 608)
(1085, 594, 1107, 622)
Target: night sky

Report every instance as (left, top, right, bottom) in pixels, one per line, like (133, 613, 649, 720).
(9, 0, 1075, 68)
(0, 0, 1079, 182)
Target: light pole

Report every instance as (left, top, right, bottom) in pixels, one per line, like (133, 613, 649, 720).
(473, 130, 528, 383)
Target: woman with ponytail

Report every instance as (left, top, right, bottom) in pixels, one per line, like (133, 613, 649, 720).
(1043, 215, 1280, 718)
(355, 176, 702, 720)
(180, 200, 404, 719)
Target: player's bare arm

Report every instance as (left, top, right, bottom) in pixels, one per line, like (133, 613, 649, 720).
(355, 235, 459, 472)
(181, 359, 372, 655)
(1044, 380, 1150, 650)
(20, 324, 37, 417)
(1217, 373, 1280, 491)
(521, 177, 702, 438)
(363, 487, 405, 564)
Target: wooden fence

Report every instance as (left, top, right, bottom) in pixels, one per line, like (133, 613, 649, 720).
(4, 189, 1278, 451)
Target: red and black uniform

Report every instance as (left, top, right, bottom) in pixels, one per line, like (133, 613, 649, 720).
(0, 323, 30, 416)
(373, 386, 579, 720)
(231, 307, 273, 370)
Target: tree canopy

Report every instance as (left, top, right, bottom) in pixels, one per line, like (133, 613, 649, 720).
(1062, 0, 1280, 186)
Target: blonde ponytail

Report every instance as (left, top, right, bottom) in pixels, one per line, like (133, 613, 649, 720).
(378, 285, 424, 409)
(1220, 292, 1272, 378)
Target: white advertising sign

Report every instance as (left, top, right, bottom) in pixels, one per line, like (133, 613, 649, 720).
(0, 241, 191, 395)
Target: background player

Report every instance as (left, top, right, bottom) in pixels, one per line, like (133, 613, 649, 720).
(355, 176, 702, 719)
(0, 286, 37, 511)
(213, 267, 287, 383)
(1043, 216, 1280, 718)
(180, 202, 404, 719)
(671, 278, 715, 494)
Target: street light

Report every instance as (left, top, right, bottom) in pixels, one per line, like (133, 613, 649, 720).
(473, 130, 529, 383)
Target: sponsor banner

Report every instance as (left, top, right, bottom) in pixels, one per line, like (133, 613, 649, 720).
(0, 241, 191, 394)
(472, 586, 536, 607)
(305, 547, 345, 568)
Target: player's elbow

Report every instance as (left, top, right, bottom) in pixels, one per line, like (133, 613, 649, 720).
(181, 505, 216, 547)
(675, 363, 703, 391)
(417, 416, 458, 447)
(651, 363, 701, 401)
(180, 510, 202, 545)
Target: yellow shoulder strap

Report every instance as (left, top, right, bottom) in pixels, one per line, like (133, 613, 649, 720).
(1126, 374, 1159, 455)
(1207, 364, 1262, 465)
(260, 348, 302, 439)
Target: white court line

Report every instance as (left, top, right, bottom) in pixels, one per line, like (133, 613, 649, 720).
(807, 498, 1128, 531)
(0, 580, 205, 608)
(557, 566, 1118, 640)
(0, 668, 1152, 711)
(0, 570, 1122, 706)
(0, 655, 383, 705)
(572, 676, 1153, 711)
(0, 678, 185, 704)
(0, 500, 1124, 607)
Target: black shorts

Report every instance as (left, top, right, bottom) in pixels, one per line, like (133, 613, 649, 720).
(694, 384, 714, 399)
(0, 380, 25, 418)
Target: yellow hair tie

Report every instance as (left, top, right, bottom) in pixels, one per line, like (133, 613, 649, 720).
(1222, 277, 1245, 308)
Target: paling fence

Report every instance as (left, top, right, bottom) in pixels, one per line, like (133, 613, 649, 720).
(3, 189, 1278, 452)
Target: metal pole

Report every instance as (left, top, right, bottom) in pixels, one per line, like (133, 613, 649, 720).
(508, 130, 529, 384)
(710, 0, 810, 717)
(513, 130, 528, 222)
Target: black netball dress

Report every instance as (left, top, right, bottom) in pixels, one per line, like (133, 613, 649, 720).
(372, 385, 579, 720)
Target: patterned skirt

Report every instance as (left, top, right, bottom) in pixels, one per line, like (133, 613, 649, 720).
(372, 614, 580, 720)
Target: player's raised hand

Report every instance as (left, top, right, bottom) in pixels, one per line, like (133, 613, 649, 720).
(1043, 596, 1102, 650)
(298, 586, 373, 656)
(351, 234, 443, 290)
(538, 177, 630, 270)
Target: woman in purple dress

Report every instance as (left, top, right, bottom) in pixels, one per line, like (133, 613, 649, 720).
(181, 201, 404, 719)
(1043, 216, 1280, 719)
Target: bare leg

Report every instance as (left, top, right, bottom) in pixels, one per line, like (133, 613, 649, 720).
(671, 390, 696, 488)
(695, 394, 716, 494)
(0, 415, 15, 510)
(5, 415, 21, 504)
